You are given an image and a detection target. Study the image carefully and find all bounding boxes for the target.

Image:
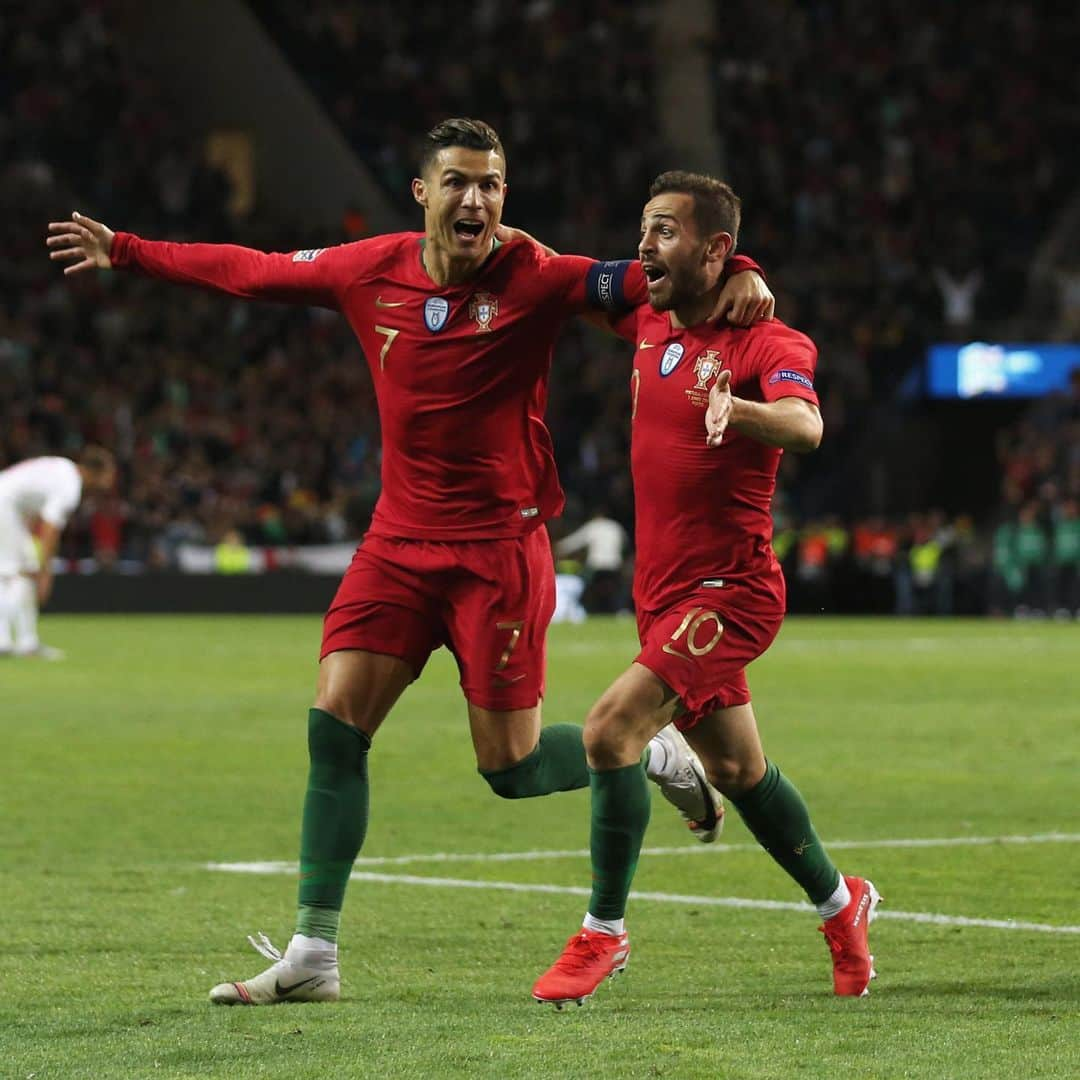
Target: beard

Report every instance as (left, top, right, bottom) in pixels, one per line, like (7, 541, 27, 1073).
(649, 265, 708, 311)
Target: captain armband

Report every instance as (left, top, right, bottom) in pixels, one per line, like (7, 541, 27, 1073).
(585, 260, 633, 312)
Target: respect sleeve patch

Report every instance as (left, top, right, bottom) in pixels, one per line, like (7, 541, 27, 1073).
(767, 370, 814, 390)
(585, 260, 632, 311)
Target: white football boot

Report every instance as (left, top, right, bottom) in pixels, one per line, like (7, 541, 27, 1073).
(209, 933, 340, 1005)
(15, 643, 65, 660)
(648, 725, 725, 843)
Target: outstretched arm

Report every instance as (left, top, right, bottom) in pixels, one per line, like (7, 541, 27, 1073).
(46, 211, 115, 274)
(47, 212, 345, 308)
(33, 521, 63, 606)
(706, 372, 822, 451)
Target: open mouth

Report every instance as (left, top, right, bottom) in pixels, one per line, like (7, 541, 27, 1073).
(453, 220, 485, 239)
(642, 263, 668, 286)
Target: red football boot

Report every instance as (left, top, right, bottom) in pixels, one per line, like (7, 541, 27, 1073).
(532, 930, 630, 1008)
(820, 876, 882, 996)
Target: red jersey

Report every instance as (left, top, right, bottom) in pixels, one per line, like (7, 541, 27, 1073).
(611, 309, 819, 613)
(111, 231, 761, 541)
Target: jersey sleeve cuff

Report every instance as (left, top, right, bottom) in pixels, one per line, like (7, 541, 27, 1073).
(724, 253, 765, 281)
(109, 231, 136, 269)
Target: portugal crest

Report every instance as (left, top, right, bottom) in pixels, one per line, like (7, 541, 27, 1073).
(685, 349, 723, 407)
(469, 291, 499, 333)
(424, 296, 450, 332)
(692, 350, 722, 390)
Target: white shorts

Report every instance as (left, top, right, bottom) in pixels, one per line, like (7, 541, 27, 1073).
(0, 500, 38, 576)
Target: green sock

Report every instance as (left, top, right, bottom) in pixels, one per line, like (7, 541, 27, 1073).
(295, 708, 371, 942)
(732, 760, 840, 905)
(587, 763, 652, 921)
(480, 722, 589, 797)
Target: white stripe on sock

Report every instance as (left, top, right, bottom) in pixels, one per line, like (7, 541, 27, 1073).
(583, 913, 625, 936)
(815, 875, 851, 920)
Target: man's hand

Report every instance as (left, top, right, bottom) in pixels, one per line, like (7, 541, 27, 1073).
(495, 224, 558, 258)
(36, 569, 53, 606)
(46, 211, 115, 274)
(715, 270, 774, 327)
(706, 370, 734, 447)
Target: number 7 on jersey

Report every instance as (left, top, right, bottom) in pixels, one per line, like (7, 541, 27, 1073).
(374, 325, 399, 370)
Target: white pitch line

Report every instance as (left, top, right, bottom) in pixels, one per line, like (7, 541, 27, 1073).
(205, 864, 1080, 935)
(207, 832, 1080, 872)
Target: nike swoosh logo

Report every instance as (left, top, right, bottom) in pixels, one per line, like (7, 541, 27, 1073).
(494, 673, 527, 686)
(274, 975, 321, 996)
(639, 338, 656, 349)
(376, 296, 407, 308)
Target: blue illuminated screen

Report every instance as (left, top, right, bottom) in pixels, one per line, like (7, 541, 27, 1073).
(926, 342, 1080, 399)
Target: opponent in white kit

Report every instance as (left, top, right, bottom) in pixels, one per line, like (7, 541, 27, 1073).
(0, 447, 115, 658)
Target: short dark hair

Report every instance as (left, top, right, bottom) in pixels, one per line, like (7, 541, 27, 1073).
(79, 445, 115, 477)
(420, 118, 506, 177)
(649, 171, 741, 249)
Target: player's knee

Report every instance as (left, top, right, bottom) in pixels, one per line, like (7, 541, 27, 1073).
(704, 755, 761, 797)
(481, 752, 539, 799)
(312, 690, 367, 733)
(584, 697, 642, 767)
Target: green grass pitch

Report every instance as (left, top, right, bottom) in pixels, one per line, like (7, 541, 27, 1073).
(3, 615, 1078, 1078)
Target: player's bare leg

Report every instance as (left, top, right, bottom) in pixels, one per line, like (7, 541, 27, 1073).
(9, 572, 63, 659)
(470, 702, 596, 796)
(471, 696, 720, 832)
(685, 705, 881, 996)
(533, 664, 720, 1007)
(210, 649, 414, 1005)
(469, 702, 543, 772)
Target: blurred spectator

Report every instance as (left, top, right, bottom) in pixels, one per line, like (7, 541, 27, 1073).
(214, 528, 254, 575)
(988, 363, 1079, 616)
(932, 263, 983, 339)
(1014, 502, 1050, 615)
(552, 563, 587, 625)
(853, 517, 899, 613)
(1052, 263, 1080, 340)
(1050, 499, 1080, 617)
(989, 517, 1023, 616)
(554, 505, 629, 614)
(895, 511, 954, 615)
(792, 517, 848, 612)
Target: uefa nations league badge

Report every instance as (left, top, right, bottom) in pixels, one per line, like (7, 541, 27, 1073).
(424, 297, 450, 332)
(659, 342, 684, 376)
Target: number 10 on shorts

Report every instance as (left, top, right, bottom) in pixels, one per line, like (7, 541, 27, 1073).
(661, 608, 724, 662)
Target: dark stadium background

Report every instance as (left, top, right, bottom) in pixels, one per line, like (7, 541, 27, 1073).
(4, 0, 1078, 617)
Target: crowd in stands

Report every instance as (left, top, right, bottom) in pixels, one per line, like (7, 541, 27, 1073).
(2, 2, 1078, 616)
(710, 1, 1079, 515)
(988, 369, 1080, 617)
(3, 2, 380, 569)
(258, 1, 658, 258)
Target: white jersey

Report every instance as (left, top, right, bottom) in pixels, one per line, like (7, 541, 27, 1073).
(554, 517, 627, 572)
(0, 457, 82, 575)
(0, 457, 83, 526)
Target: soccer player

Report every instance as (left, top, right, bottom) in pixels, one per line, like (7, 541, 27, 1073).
(528, 172, 880, 1006)
(46, 120, 774, 1004)
(0, 447, 117, 658)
